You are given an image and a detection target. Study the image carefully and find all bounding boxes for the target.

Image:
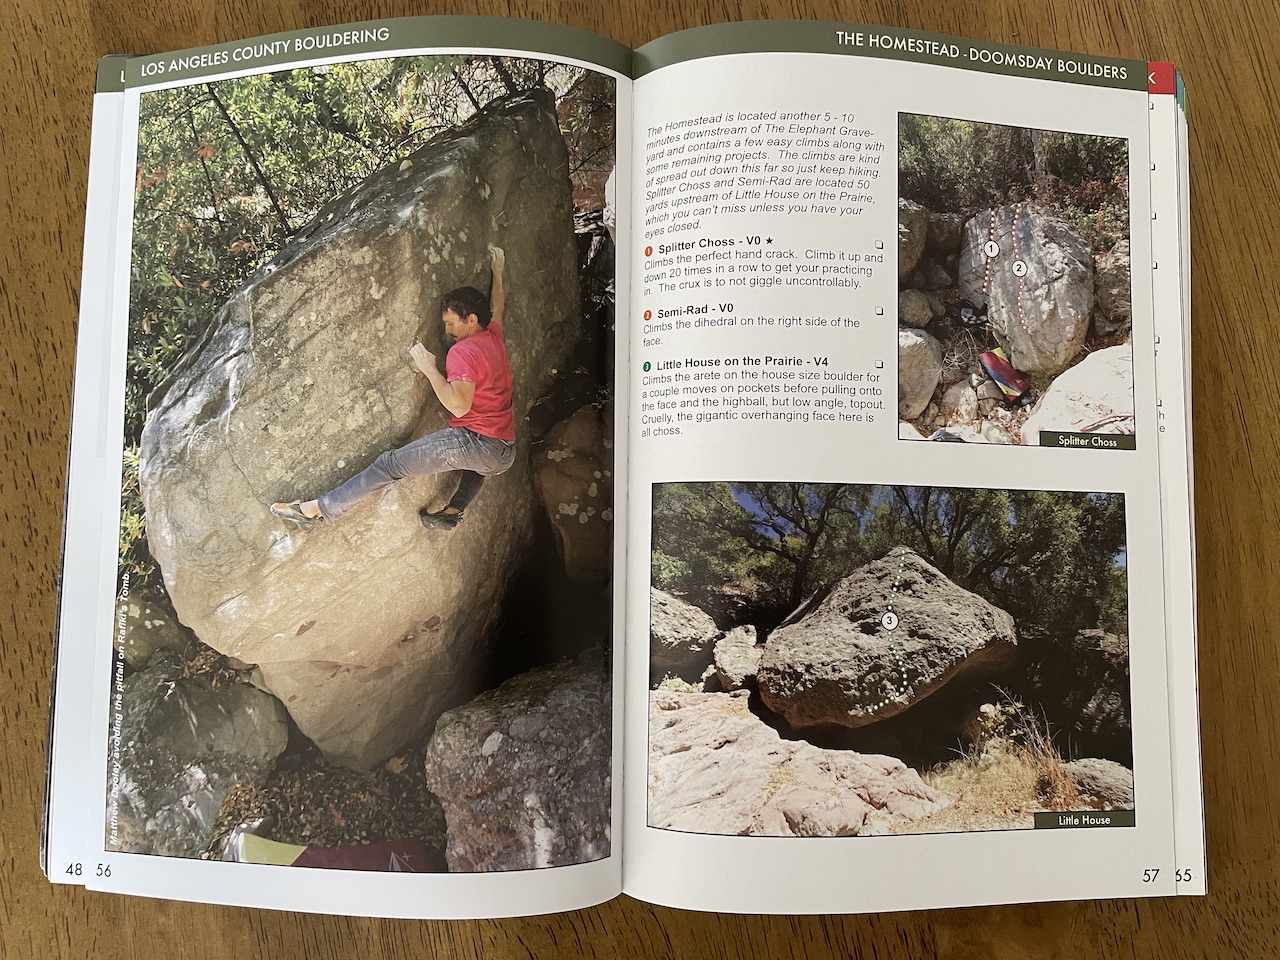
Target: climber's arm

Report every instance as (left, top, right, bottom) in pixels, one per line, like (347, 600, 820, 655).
(409, 343, 476, 417)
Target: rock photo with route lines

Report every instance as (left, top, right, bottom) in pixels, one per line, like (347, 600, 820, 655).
(647, 481, 1134, 837)
(895, 114, 1134, 446)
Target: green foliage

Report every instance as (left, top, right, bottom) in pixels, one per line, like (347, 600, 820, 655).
(126, 56, 614, 448)
(118, 445, 155, 581)
(652, 482, 874, 624)
(656, 675, 700, 693)
(652, 482, 1128, 641)
(899, 114, 1129, 252)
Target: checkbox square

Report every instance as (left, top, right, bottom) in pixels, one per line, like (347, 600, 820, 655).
(874, 240, 884, 250)
(875, 306, 884, 316)
(875, 360, 884, 369)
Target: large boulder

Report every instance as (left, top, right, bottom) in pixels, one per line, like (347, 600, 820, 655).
(648, 690, 947, 835)
(111, 654, 289, 857)
(137, 91, 580, 770)
(1020, 346, 1135, 444)
(758, 548, 1017, 730)
(897, 328, 943, 419)
(959, 204, 1095, 374)
(650, 590, 720, 685)
(532, 404, 613, 584)
(423, 647, 610, 871)
(898, 199, 929, 281)
(1027, 628, 1131, 763)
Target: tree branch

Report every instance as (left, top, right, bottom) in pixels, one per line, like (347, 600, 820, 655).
(205, 83, 293, 237)
(488, 57, 520, 94)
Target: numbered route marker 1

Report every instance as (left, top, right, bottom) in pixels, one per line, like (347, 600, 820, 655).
(881, 611, 899, 631)
(1012, 259, 1028, 277)
(984, 239, 1000, 259)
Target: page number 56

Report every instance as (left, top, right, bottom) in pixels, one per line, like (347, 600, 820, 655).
(65, 862, 111, 877)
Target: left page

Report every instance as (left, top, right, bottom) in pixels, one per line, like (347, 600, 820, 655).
(46, 17, 632, 918)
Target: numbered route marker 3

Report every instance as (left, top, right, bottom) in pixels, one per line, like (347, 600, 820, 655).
(881, 611, 899, 630)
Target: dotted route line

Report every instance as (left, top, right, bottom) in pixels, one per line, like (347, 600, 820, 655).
(866, 549, 912, 713)
(981, 205, 1033, 340)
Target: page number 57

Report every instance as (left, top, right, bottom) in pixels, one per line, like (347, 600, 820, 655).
(1142, 868, 1160, 882)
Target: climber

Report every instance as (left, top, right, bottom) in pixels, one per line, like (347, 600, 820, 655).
(270, 245, 514, 532)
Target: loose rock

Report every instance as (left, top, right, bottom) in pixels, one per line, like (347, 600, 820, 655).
(424, 647, 610, 871)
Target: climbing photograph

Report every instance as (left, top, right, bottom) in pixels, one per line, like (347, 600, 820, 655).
(108, 53, 617, 872)
(895, 114, 1135, 446)
(647, 481, 1134, 837)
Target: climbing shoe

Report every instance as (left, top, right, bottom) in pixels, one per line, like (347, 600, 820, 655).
(419, 507, 463, 530)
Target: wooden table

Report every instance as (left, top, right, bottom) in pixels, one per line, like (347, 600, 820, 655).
(3, 0, 1275, 956)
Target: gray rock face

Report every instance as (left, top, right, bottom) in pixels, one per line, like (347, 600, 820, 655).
(111, 654, 289, 857)
(650, 590, 720, 685)
(898, 199, 929, 281)
(648, 690, 948, 836)
(1065, 758, 1134, 809)
(1028, 628, 1131, 763)
(118, 582, 197, 669)
(137, 91, 579, 770)
(898, 289, 934, 329)
(423, 648, 610, 871)
(897, 328, 943, 419)
(1095, 239, 1132, 335)
(713, 625, 764, 691)
(959, 205, 1095, 374)
(1020, 346, 1134, 443)
(758, 549, 1017, 730)
(532, 404, 613, 584)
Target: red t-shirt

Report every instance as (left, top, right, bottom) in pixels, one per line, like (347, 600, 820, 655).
(445, 319, 515, 441)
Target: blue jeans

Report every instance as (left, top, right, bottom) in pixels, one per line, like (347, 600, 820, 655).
(317, 427, 516, 522)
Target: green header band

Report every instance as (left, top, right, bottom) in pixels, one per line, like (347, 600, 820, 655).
(100, 17, 633, 91)
(635, 21, 1146, 91)
(96, 55, 130, 93)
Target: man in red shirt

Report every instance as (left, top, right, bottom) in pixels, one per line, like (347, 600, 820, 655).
(271, 246, 515, 531)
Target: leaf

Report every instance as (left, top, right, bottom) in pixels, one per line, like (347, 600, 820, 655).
(385, 756, 408, 775)
(195, 141, 214, 162)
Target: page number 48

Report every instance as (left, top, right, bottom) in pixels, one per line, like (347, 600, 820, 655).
(65, 862, 111, 877)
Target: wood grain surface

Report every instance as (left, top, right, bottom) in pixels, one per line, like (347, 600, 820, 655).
(3, 0, 1275, 956)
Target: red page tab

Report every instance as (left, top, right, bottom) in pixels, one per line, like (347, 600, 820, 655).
(1148, 61, 1176, 95)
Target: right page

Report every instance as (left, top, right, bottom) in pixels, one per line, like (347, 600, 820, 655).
(623, 22, 1193, 913)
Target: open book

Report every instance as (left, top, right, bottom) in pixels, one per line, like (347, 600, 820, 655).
(46, 15, 1201, 917)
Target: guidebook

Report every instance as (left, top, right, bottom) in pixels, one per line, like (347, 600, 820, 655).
(45, 16, 1202, 917)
